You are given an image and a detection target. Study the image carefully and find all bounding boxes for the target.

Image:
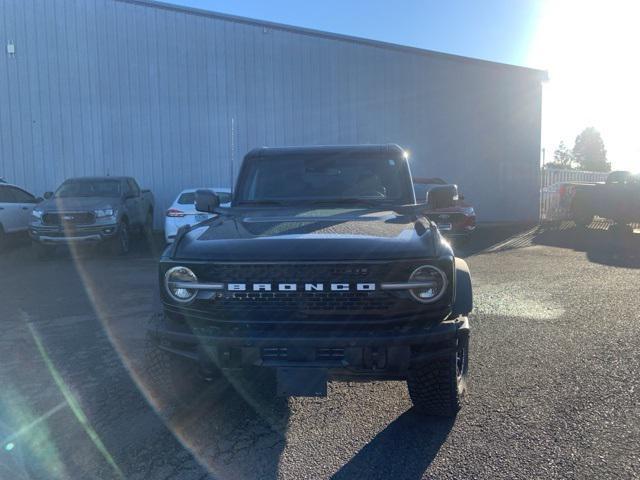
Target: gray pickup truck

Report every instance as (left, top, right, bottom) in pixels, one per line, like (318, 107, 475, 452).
(571, 170, 640, 231)
(30, 176, 154, 255)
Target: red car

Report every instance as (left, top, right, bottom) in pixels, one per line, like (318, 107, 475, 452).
(413, 177, 476, 240)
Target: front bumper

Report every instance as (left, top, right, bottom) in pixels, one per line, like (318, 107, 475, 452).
(148, 313, 469, 379)
(29, 223, 119, 244)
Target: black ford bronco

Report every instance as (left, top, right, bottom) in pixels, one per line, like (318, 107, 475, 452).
(147, 144, 472, 416)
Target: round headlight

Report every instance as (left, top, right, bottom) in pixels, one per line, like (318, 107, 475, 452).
(164, 266, 198, 303)
(408, 265, 448, 303)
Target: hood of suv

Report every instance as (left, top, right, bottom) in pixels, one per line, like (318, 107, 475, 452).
(38, 197, 117, 212)
(170, 207, 441, 261)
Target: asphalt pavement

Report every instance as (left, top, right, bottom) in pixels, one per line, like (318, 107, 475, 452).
(0, 223, 638, 479)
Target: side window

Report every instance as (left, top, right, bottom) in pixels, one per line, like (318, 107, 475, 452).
(10, 187, 36, 203)
(127, 179, 140, 197)
(0, 186, 15, 203)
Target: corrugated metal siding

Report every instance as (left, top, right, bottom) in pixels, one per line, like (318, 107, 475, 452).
(0, 0, 543, 224)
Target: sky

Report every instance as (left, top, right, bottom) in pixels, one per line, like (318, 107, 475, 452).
(168, 0, 639, 171)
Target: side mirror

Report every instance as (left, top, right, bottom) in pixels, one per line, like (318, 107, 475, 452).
(44, 191, 53, 199)
(426, 185, 458, 209)
(195, 189, 220, 213)
(35, 197, 44, 203)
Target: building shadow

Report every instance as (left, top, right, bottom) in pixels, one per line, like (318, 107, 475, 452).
(332, 410, 454, 480)
(532, 221, 640, 268)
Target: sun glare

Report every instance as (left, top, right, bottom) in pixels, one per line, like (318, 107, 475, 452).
(529, 0, 640, 171)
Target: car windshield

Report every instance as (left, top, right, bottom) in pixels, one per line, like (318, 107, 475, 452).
(55, 180, 121, 198)
(236, 155, 412, 205)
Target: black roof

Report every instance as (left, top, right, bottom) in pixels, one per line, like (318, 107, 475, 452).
(64, 176, 131, 182)
(245, 144, 407, 159)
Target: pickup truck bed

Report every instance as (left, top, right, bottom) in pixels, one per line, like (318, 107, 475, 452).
(571, 171, 640, 226)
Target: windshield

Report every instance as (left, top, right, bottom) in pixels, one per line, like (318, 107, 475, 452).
(55, 180, 121, 198)
(236, 155, 413, 205)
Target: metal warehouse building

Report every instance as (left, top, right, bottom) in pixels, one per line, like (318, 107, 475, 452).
(0, 0, 547, 224)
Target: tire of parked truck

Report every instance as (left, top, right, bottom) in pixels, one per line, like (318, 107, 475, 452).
(407, 331, 469, 417)
(110, 220, 130, 255)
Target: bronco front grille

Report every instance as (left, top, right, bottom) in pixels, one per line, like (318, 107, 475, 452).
(173, 261, 443, 321)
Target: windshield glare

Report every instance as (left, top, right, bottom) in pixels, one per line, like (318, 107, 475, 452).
(55, 180, 121, 198)
(237, 156, 411, 204)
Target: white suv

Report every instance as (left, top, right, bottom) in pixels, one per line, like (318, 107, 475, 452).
(0, 183, 41, 249)
(164, 188, 231, 243)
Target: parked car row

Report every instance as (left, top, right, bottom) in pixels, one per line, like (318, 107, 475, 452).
(2, 172, 475, 255)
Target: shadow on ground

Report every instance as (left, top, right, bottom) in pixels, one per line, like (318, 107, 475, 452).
(332, 410, 454, 480)
(457, 221, 640, 269)
(532, 221, 640, 268)
(454, 223, 537, 258)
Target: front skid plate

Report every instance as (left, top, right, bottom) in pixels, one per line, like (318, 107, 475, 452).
(276, 367, 328, 397)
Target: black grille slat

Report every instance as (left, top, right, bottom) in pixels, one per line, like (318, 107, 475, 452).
(181, 262, 431, 322)
(43, 212, 96, 226)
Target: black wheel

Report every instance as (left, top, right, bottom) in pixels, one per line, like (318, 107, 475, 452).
(111, 221, 130, 255)
(407, 331, 469, 417)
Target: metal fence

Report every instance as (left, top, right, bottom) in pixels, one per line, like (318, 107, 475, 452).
(540, 168, 609, 221)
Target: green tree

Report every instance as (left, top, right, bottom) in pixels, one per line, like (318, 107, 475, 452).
(545, 141, 574, 169)
(572, 127, 610, 172)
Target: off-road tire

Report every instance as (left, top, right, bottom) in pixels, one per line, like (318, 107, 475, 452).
(407, 333, 469, 417)
(111, 220, 130, 255)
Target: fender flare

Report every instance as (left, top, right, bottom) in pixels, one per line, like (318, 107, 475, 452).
(452, 257, 473, 316)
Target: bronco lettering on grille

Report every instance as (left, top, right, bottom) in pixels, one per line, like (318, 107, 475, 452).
(226, 283, 376, 292)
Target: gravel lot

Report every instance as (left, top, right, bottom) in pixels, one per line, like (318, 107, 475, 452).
(0, 223, 638, 479)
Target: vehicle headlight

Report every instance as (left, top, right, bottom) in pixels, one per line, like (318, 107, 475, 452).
(408, 265, 448, 303)
(31, 209, 43, 220)
(95, 208, 115, 218)
(164, 266, 198, 303)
